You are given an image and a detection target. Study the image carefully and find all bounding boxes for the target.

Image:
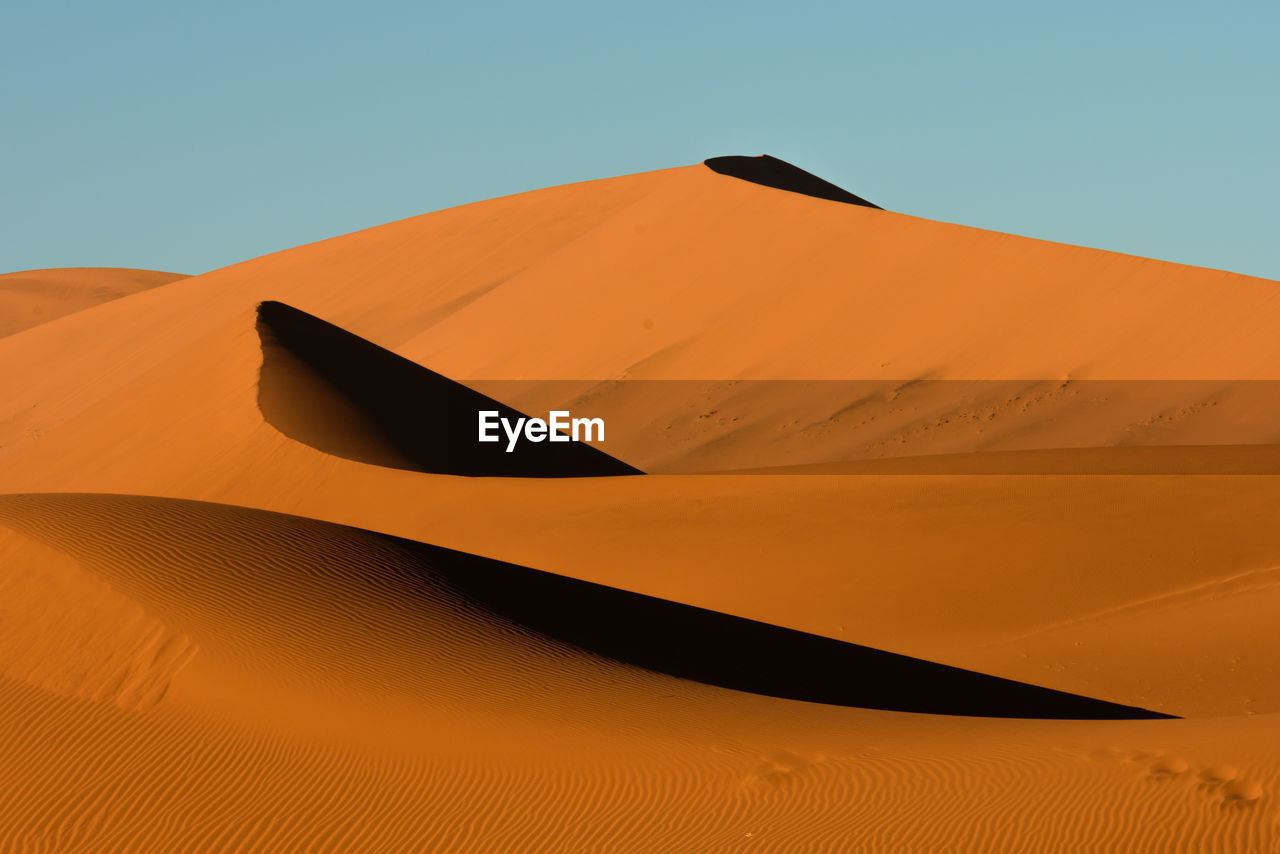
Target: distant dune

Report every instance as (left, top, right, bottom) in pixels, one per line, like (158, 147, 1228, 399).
(0, 267, 187, 339)
(1, 157, 1278, 850)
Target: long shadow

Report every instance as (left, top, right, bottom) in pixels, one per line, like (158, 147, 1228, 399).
(256, 301, 641, 477)
(421, 538, 1173, 720)
(0, 492, 1173, 720)
(704, 155, 883, 209)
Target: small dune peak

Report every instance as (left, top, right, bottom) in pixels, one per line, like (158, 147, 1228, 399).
(703, 155, 882, 209)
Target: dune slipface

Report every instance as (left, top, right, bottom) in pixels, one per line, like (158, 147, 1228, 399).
(2, 158, 1279, 851)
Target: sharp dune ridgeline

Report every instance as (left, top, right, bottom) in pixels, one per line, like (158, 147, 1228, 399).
(2, 155, 1279, 850)
(256, 300, 641, 477)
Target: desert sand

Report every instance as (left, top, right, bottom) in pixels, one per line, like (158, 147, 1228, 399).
(2, 157, 1278, 850)
(0, 267, 187, 340)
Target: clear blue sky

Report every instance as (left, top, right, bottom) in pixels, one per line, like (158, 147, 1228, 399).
(4, 0, 1278, 279)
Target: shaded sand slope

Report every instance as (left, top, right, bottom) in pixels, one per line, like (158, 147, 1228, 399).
(0, 494, 1274, 851)
(258, 300, 640, 475)
(4, 160, 1280, 471)
(4, 304, 1280, 717)
(0, 267, 187, 339)
(704, 154, 883, 208)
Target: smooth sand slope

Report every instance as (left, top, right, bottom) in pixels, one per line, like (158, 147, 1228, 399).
(2, 157, 1279, 850)
(0, 267, 187, 339)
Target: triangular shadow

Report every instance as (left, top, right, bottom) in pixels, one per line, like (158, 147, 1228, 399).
(704, 154, 882, 209)
(256, 301, 641, 477)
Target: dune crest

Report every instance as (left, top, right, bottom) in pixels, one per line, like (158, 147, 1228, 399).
(0, 492, 1166, 719)
(704, 154, 882, 208)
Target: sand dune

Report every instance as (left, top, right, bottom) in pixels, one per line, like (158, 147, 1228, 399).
(0, 494, 1273, 851)
(0, 493, 1165, 719)
(3, 156, 1280, 849)
(3, 298, 1279, 716)
(0, 267, 186, 339)
(6, 158, 1280, 469)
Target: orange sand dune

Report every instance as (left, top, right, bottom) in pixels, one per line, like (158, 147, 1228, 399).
(0, 267, 187, 339)
(3, 158, 1280, 849)
(4, 161, 1280, 469)
(4, 300, 1280, 717)
(0, 494, 1274, 851)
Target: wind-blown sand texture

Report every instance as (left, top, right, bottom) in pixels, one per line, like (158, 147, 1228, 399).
(2, 157, 1278, 851)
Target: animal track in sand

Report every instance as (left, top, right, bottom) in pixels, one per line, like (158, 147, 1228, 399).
(1221, 779, 1264, 806)
(1093, 748, 1265, 808)
(1148, 756, 1190, 778)
(1199, 764, 1239, 784)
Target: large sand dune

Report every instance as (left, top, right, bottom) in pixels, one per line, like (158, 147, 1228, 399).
(2, 157, 1279, 849)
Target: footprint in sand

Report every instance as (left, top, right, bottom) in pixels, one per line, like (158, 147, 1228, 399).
(1198, 764, 1239, 785)
(1147, 756, 1190, 779)
(1220, 779, 1264, 807)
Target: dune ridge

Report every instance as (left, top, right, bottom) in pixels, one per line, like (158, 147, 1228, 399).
(703, 154, 883, 208)
(257, 300, 641, 476)
(0, 492, 1168, 719)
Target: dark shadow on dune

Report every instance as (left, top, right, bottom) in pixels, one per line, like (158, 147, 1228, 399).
(424, 541, 1172, 719)
(256, 301, 641, 477)
(0, 492, 1174, 720)
(704, 155, 882, 209)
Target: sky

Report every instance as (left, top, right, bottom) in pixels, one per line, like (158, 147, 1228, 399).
(3, 0, 1278, 279)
